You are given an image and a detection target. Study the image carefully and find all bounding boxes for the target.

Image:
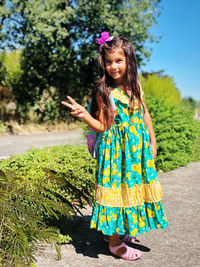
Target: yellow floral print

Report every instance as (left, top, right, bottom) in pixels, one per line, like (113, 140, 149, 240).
(126, 172, 131, 180)
(102, 176, 109, 184)
(131, 145, 137, 153)
(113, 152, 120, 159)
(103, 148, 110, 160)
(122, 107, 129, 116)
(90, 220, 96, 228)
(108, 131, 112, 137)
(103, 168, 110, 176)
(139, 220, 146, 228)
(112, 213, 117, 220)
(106, 138, 111, 145)
(111, 168, 117, 175)
(115, 143, 120, 151)
(131, 117, 139, 123)
(147, 208, 155, 218)
(107, 215, 111, 222)
(100, 215, 106, 223)
(147, 160, 156, 169)
(111, 182, 117, 189)
(131, 163, 142, 175)
(102, 207, 106, 213)
(132, 213, 138, 223)
(155, 203, 161, 210)
(122, 121, 129, 127)
(130, 228, 137, 236)
(129, 125, 137, 135)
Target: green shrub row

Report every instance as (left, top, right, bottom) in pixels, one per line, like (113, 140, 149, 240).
(145, 95, 200, 171)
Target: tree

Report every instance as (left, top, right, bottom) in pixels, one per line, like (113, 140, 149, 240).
(0, 0, 162, 120)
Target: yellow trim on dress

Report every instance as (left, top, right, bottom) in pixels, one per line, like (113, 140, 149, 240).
(111, 88, 142, 110)
(112, 88, 130, 104)
(95, 180, 163, 207)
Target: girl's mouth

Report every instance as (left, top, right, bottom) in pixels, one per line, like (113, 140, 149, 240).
(111, 72, 119, 75)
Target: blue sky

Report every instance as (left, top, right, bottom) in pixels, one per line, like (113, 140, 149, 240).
(141, 0, 200, 101)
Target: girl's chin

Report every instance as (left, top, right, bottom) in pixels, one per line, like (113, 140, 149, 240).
(112, 74, 122, 80)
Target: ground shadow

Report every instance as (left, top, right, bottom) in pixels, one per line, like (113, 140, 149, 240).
(63, 214, 151, 259)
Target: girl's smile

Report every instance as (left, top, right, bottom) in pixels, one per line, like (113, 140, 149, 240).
(105, 49, 126, 85)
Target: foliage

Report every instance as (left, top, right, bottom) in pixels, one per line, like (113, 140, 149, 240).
(0, 0, 162, 120)
(145, 95, 200, 171)
(181, 96, 200, 115)
(0, 145, 95, 266)
(0, 170, 63, 266)
(0, 50, 22, 87)
(0, 52, 7, 85)
(0, 120, 7, 133)
(140, 73, 182, 105)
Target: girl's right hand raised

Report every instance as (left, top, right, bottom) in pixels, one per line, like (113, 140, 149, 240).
(61, 96, 87, 119)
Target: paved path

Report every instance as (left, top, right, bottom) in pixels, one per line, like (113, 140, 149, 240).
(0, 129, 85, 159)
(35, 161, 200, 267)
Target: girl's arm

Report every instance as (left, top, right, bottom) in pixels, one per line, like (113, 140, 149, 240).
(143, 102, 157, 159)
(61, 96, 107, 133)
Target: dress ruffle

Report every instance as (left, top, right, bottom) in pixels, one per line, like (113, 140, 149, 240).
(91, 201, 168, 237)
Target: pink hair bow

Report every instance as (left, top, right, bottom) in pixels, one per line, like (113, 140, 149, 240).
(95, 32, 114, 48)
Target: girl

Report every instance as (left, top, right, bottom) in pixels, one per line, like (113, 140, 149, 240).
(61, 32, 168, 261)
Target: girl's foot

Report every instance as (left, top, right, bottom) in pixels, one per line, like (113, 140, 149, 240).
(122, 235, 136, 243)
(104, 235, 136, 243)
(109, 242, 141, 261)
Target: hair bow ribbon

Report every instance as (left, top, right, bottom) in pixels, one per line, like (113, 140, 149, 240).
(95, 32, 114, 48)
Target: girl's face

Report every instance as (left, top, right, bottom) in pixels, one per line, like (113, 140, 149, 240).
(105, 48, 126, 85)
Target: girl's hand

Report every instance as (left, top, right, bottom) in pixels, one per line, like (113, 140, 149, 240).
(61, 96, 87, 119)
(151, 142, 157, 160)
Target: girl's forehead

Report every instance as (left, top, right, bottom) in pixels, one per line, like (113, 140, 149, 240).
(105, 48, 125, 59)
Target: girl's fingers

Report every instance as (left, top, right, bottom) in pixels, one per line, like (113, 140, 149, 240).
(61, 101, 75, 110)
(67, 96, 77, 105)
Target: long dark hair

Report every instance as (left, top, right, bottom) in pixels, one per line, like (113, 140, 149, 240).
(91, 36, 143, 127)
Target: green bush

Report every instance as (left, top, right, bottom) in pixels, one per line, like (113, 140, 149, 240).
(140, 73, 182, 105)
(0, 145, 95, 266)
(145, 95, 200, 171)
(0, 120, 7, 133)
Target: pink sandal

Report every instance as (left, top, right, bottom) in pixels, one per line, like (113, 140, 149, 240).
(104, 235, 136, 243)
(109, 242, 142, 261)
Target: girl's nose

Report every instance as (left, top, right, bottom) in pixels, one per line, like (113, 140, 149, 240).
(111, 63, 117, 70)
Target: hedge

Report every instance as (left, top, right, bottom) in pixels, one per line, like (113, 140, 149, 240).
(145, 95, 200, 171)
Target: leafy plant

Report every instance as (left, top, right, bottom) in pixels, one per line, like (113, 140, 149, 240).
(0, 147, 94, 266)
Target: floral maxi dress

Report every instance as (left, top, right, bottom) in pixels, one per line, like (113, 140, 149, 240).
(90, 87, 168, 237)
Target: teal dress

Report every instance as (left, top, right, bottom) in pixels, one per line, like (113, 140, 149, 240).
(90, 87, 168, 237)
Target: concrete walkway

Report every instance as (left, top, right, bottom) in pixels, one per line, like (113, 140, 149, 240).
(35, 161, 200, 267)
(0, 129, 85, 159)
